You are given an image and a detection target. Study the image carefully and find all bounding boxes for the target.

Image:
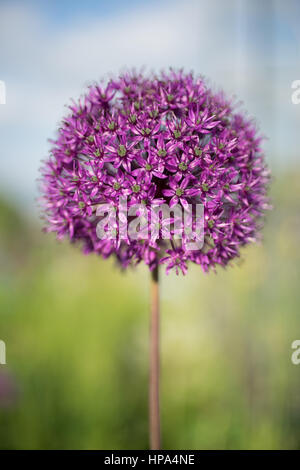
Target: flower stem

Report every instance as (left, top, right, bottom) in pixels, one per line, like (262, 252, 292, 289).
(149, 264, 161, 450)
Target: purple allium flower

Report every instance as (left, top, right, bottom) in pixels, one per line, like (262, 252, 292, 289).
(40, 70, 270, 274)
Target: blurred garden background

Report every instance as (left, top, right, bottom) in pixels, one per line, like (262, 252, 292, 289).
(1, 0, 300, 449)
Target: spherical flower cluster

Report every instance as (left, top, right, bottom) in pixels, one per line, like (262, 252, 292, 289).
(40, 70, 270, 274)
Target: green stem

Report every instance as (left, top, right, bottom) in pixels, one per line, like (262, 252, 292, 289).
(149, 264, 161, 450)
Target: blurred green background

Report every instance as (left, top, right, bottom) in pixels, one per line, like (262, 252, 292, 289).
(0, 169, 299, 450)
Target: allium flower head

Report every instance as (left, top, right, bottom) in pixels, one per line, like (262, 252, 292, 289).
(40, 69, 270, 274)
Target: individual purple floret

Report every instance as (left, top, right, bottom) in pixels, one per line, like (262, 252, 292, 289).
(40, 69, 270, 274)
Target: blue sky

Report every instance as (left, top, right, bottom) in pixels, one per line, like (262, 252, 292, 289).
(0, 0, 299, 211)
(29, 0, 154, 24)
